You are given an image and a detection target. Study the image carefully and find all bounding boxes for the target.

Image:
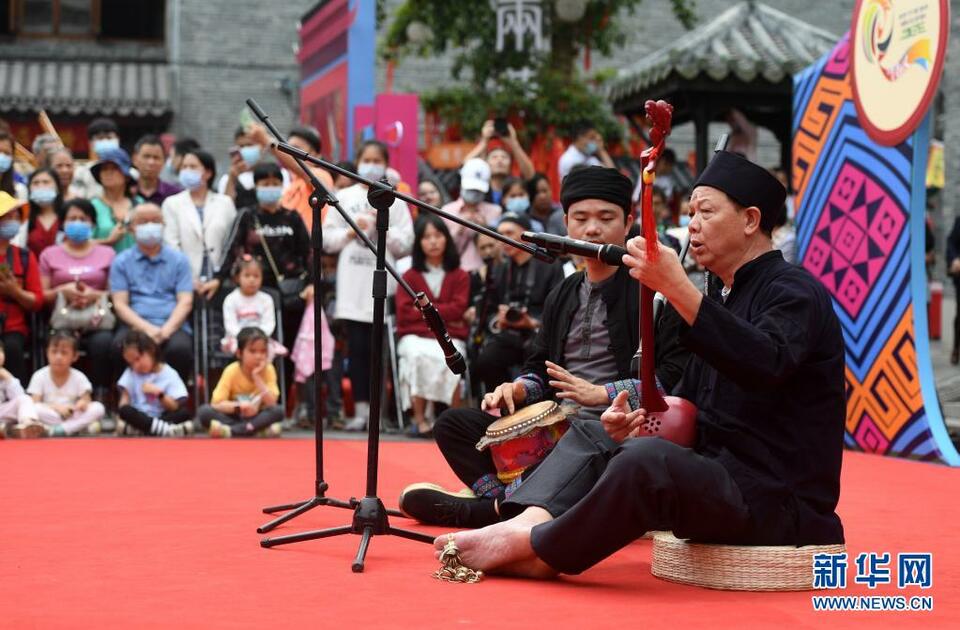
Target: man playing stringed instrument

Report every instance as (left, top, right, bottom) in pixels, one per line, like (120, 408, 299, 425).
(399, 165, 691, 529)
(431, 107, 846, 578)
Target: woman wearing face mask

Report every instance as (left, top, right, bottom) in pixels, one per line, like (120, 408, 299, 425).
(322, 140, 414, 431)
(218, 126, 291, 211)
(499, 176, 541, 232)
(0, 191, 43, 385)
(90, 147, 144, 252)
(0, 130, 27, 200)
(216, 162, 312, 356)
(38, 199, 116, 394)
(160, 150, 236, 298)
(24, 168, 64, 259)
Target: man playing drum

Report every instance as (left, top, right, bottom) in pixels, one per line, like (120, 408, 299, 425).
(432, 151, 846, 578)
(399, 165, 691, 528)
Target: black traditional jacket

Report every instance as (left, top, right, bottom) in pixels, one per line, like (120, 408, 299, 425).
(677, 250, 846, 545)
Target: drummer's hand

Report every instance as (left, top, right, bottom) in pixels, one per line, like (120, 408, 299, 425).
(482, 381, 526, 415)
(546, 361, 607, 407)
(601, 391, 646, 443)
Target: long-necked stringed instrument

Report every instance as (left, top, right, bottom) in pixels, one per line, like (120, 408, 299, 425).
(635, 100, 697, 447)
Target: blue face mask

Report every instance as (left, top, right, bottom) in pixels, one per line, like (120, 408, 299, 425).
(256, 186, 283, 205)
(93, 138, 120, 155)
(505, 197, 530, 214)
(584, 141, 599, 156)
(178, 168, 204, 190)
(134, 222, 164, 247)
(0, 220, 21, 241)
(0, 153, 11, 173)
(64, 220, 93, 243)
(240, 146, 262, 167)
(29, 187, 58, 206)
(679, 214, 691, 227)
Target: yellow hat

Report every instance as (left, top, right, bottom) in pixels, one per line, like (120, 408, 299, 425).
(0, 190, 27, 217)
(0, 191, 26, 219)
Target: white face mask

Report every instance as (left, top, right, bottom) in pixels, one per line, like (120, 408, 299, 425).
(357, 162, 386, 181)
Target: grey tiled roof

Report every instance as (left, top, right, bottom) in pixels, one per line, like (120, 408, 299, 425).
(607, 1, 837, 103)
(0, 60, 171, 117)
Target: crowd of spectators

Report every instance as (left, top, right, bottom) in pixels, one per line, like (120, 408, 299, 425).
(0, 113, 796, 439)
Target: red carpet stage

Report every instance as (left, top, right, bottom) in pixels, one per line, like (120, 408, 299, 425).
(1, 438, 957, 628)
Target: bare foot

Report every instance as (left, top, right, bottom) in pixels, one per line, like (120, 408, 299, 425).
(498, 555, 557, 579)
(433, 507, 556, 577)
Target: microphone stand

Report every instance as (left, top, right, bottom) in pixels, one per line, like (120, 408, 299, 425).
(247, 100, 554, 571)
(253, 106, 354, 536)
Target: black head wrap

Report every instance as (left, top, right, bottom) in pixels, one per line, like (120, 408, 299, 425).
(693, 151, 786, 232)
(560, 165, 633, 217)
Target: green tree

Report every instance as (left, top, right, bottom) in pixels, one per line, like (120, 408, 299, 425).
(382, 0, 696, 141)
(383, 0, 695, 86)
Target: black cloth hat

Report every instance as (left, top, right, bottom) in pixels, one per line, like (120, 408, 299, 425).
(693, 151, 786, 232)
(498, 212, 532, 231)
(560, 165, 633, 216)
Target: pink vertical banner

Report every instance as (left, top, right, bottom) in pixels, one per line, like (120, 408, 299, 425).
(374, 93, 419, 190)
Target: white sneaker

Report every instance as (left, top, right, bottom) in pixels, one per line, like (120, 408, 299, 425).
(209, 419, 232, 439)
(256, 422, 283, 438)
(343, 402, 369, 431)
(343, 416, 367, 431)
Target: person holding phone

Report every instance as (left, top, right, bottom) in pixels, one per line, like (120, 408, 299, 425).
(462, 119, 535, 206)
(217, 127, 290, 211)
(557, 120, 615, 180)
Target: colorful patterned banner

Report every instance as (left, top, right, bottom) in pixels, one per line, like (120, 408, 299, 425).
(792, 34, 959, 464)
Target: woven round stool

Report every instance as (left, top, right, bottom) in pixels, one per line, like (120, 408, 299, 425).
(651, 532, 846, 591)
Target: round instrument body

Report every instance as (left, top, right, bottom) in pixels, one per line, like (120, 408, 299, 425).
(476, 401, 572, 484)
(637, 396, 697, 447)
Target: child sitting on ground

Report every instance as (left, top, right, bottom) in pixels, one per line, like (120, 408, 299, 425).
(27, 331, 106, 436)
(199, 327, 284, 438)
(117, 330, 193, 437)
(221, 255, 287, 359)
(0, 339, 42, 438)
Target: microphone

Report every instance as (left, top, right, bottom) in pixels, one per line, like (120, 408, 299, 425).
(521, 232, 626, 267)
(415, 293, 467, 375)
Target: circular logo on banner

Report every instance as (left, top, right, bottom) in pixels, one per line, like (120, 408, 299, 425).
(850, 0, 949, 146)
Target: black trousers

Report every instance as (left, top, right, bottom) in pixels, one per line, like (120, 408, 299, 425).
(433, 407, 499, 491)
(113, 325, 193, 383)
(1, 332, 27, 386)
(118, 405, 192, 435)
(78, 329, 115, 390)
(345, 320, 372, 402)
(472, 333, 527, 392)
(501, 420, 752, 575)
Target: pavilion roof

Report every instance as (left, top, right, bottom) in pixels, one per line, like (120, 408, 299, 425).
(607, 1, 837, 106)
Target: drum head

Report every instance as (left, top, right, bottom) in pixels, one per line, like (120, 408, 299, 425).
(486, 401, 559, 437)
